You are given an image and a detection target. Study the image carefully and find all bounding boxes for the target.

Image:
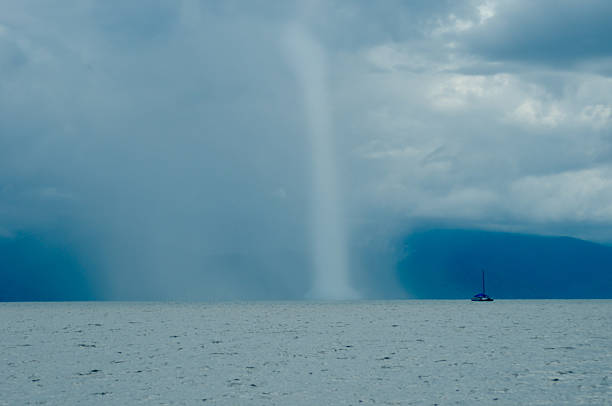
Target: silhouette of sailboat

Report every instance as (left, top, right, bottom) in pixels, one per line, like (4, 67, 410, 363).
(471, 269, 493, 301)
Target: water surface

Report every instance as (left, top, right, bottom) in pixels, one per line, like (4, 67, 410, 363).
(2, 300, 610, 405)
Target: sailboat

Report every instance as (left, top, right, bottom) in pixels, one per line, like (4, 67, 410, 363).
(471, 269, 494, 301)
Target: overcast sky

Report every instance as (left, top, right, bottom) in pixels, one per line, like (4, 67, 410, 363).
(1, 1, 612, 299)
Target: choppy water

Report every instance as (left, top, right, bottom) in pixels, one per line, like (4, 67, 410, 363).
(1, 300, 610, 405)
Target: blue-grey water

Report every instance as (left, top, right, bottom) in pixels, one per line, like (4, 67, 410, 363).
(1, 300, 610, 405)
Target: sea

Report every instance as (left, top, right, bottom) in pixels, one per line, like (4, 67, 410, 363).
(1, 300, 610, 405)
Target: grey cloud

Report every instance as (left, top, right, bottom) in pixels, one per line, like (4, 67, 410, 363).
(0, 1, 316, 299)
(2, 0, 612, 300)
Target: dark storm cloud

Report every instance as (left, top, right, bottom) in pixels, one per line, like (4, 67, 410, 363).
(460, 0, 612, 68)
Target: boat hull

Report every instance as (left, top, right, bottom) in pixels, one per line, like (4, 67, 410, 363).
(471, 297, 494, 301)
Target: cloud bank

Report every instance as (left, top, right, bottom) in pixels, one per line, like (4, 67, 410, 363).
(1, 1, 612, 299)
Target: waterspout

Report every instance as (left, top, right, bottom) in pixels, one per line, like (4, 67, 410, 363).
(283, 23, 358, 300)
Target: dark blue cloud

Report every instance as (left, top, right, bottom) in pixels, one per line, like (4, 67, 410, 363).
(462, 1, 612, 67)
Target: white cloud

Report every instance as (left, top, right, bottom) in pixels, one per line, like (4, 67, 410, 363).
(414, 187, 500, 219)
(477, 1, 496, 24)
(334, 22, 612, 240)
(510, 168, 612, 223)
(433, 14, 474, 36)
(428, 74, 487, 110)
(579, 104, 612, 130)
(433, 1, 496, 36)
(427, 73, 513, 112)
(508, 99, 565, 128)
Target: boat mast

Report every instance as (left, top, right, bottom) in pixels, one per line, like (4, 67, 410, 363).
(482, 269, 485, 295)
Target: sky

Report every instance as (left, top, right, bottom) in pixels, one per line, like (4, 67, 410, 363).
(1, 0, 612, 300)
